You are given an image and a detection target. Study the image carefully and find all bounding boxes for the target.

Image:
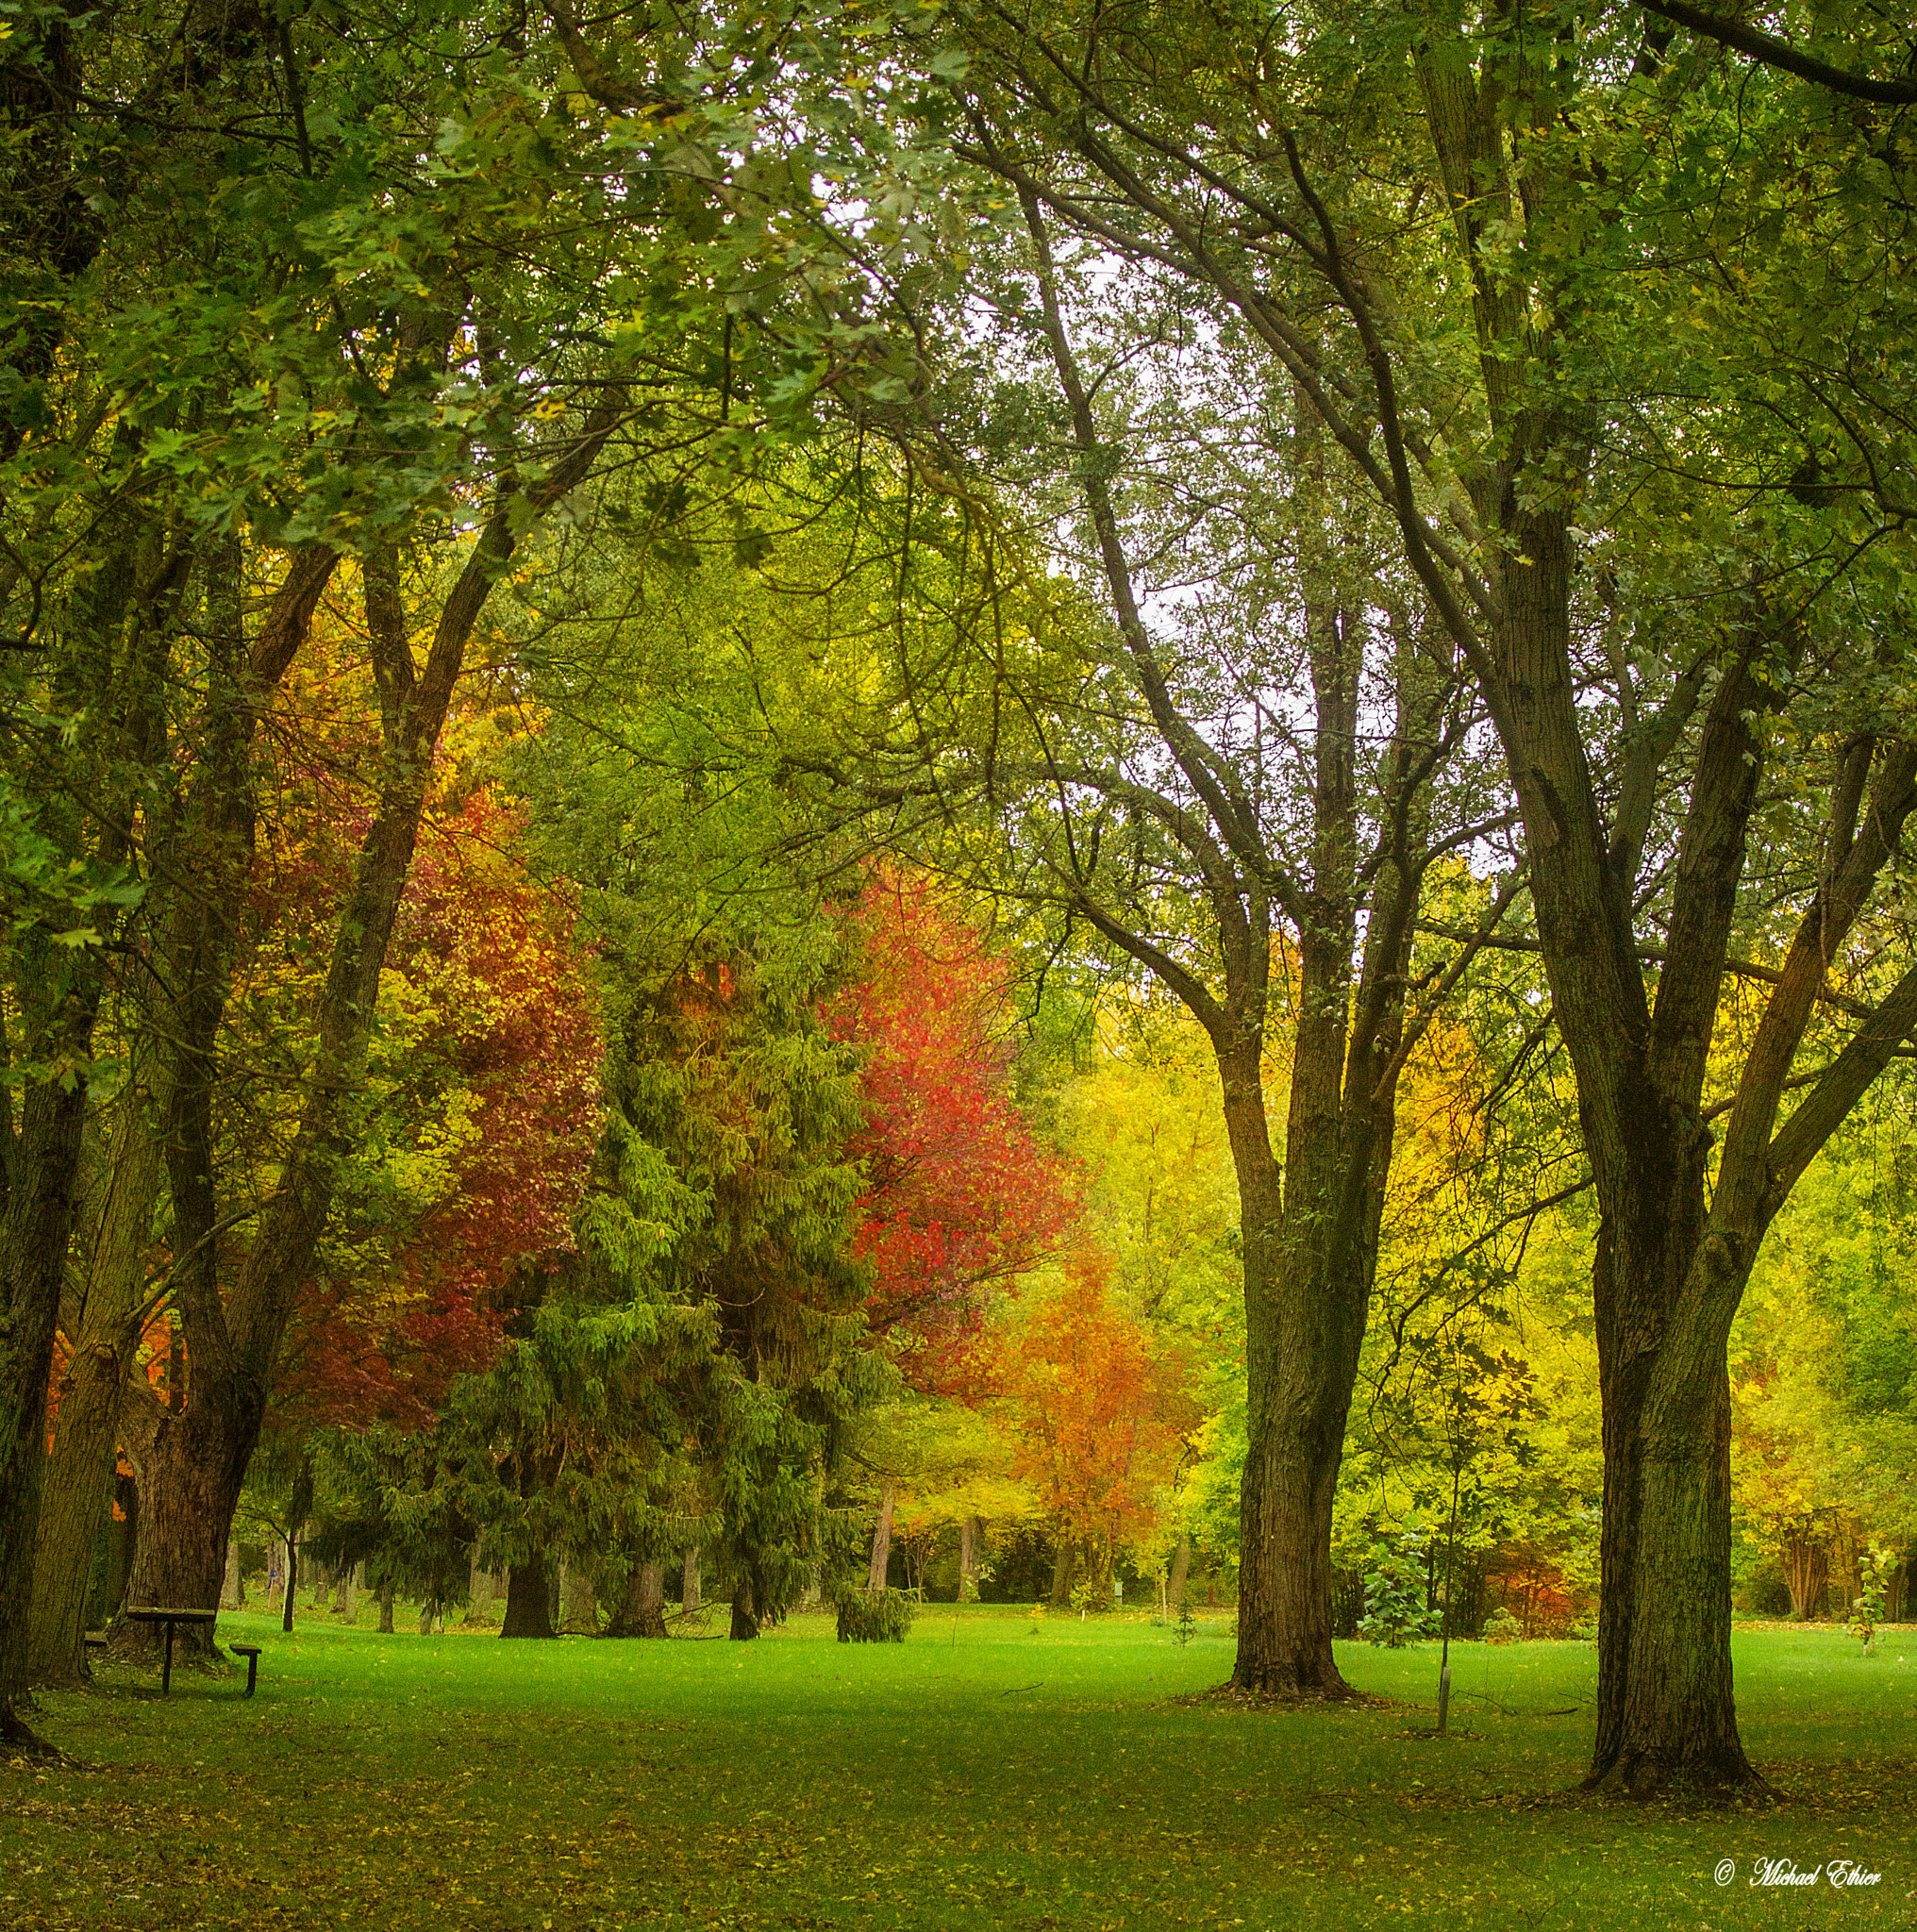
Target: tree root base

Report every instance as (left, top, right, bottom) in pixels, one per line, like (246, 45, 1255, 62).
(1, 1707, 65, 1764)
(1579, 1754, 1777, 1806)
(1183, 1677, 1388, 1712)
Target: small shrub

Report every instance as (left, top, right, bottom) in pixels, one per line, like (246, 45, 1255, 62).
(1850, 1544, 1892, 1655)
(1357, 1530, 1442, 1647)
(1173, 1599, 1197, 1647)
(1482, 1607, 1523, 1645)
(834, 1588, 917, 1643)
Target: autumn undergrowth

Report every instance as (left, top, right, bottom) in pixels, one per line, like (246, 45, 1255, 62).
(4, 1611, 1914, 1932)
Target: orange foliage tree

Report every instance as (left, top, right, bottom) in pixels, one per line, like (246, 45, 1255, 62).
(1000, 1249, 1196, 1593)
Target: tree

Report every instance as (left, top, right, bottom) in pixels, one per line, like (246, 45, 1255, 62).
(756, 224, 1514, 1694)
(3, 0, 958, 1721)
(998, 1249, 1195, 1598)
(832, 870, 1075, 1393)
(918, 0, 1917, 1788)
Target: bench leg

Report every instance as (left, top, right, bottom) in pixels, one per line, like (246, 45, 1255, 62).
(243, 1654, 258, 1697)
(160, 1623, 174, 1697)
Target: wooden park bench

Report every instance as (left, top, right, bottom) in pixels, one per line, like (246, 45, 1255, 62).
(228, 1643, 262, 1697)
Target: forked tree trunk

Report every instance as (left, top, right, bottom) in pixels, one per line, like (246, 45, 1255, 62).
(1781, 1537, 1829, 1621)
(1222, 1008, 1392, 1703)
(500, 1558, 557, 1639)
(26, 1431, 116, 1690)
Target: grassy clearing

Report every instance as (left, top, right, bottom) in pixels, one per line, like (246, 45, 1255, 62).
(4, 1609, 1914, 1931)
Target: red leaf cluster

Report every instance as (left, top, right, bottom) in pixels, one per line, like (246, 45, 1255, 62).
(829, 873, 1075, 1393)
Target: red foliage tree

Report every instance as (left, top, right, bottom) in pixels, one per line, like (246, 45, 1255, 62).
(830, 873, 1074, 1391)
(270, 783, 601, 1432)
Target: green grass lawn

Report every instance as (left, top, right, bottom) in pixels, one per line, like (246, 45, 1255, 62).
(5, 1609, 1914, 1931)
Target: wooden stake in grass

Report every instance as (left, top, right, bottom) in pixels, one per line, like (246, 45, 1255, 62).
(1438, 1450, 1462, 1737)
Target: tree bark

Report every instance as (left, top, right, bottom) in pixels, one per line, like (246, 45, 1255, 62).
(378, 1579, 395, 1635)
(0, 1046, 99, 1740)
(681, 1546, 701, 1616)
(1047, 1541, 1075, 1608)
(1781, 1535, 1829, 1620)
(958, 1516, 983, 1602)
(221, 1541, 242, 1611)
(560, 1566, 598, 1634)
(866, 1477, 895, 1594)
(1168, 1533, 1192, 1609)
(464, 1543, 499, 1624)
(602, 1559, 667, 1638)
(332, 1561, 358, 1622)
(113, 1399, 254, 1662)
(101, 1474, 137, 1626)
(25, 1074, 166, 1688)
(729, 1576, 760, 1641)
(500, 1557, 557, 1639)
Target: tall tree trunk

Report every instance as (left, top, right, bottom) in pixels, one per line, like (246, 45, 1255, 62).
(681, 1546, 700, 1616)
(464, 1543, 498, 1624)
(602, 1559, 667, 1638)
(1782, 1536, 1829, 1620)
(500, 1557, 557, 1639)
(332, 1562, 358, 1622)
(1047, 1541, 1075, 1609)
(1585, 1196, 1759, 1792)
(378, 1580, 395, 1635)
(1167, 1534, 1192, 1609)
(221, 1541, 242, 1611)
(114, 1398, 253, 1661)
(26, 1385, 123, 1690)
(866, 1477, 895, 1594)
(560, 1567, 597, 1635)
(958, 1516, 983, 1602)
(25, 1076, 165, 1688)
(0, 1057, 98, 1742)
(729, 1576, 760, 1641)
(101, 1473, 137, 1626)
